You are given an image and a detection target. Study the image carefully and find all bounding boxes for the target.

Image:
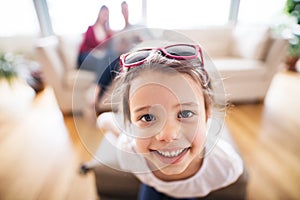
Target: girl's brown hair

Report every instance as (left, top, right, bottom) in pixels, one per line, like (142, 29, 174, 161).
(112, 52, 214, 125)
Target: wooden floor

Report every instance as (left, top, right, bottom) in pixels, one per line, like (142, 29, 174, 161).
(0, 86, 100, 200)
(0, 70, 299, 200)
(226, 71, 300, 200)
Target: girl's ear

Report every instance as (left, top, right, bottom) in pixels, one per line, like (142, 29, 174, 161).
(205, 107, 211, 122)
(204, 97, 212, 122)
(203, 90, 212, 122)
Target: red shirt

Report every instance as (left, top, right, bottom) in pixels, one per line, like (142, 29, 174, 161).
(79, 26, 112, 53)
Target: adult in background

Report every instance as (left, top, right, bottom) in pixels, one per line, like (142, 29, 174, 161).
(77, 5, 115, 73)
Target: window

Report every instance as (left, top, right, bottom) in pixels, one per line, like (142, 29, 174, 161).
(47, 0, 143, 34)
(146, 0, 232, 28)
(238, 0, 286, 25)
(0, 0, 39, 36)
(48, 0, 100, 35)
(48, 0, 233, 34)
(43, 0, 288, 35)
(106, 0, 143, 30)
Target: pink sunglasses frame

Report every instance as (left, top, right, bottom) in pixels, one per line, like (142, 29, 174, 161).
(120, 44, 204, 70)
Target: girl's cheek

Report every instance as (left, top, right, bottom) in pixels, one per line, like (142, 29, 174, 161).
(194, 129, 206, 147)
(135, 139, 151, 154)
(183, 121, 206, 149)
(195, 124, 207, 147)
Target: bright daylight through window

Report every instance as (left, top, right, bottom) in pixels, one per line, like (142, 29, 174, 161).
(46, 0, 287, 34)
(0, 0, 39, 36)
(0, 0, 287, 36)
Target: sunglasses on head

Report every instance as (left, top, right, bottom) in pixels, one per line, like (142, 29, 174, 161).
(120, 44, 204, 70)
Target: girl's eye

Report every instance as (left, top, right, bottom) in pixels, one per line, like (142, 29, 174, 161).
(178, 110, 194, 118)
(140, 114, 156, 122)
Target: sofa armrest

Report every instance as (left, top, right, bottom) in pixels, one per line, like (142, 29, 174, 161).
(265, 38, 288, 74)
(35, 36, 65, 86)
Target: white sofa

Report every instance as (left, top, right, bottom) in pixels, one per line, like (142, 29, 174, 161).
(174, 24, 288, 102)
(35, 35, 96, 114)
(48, 25, 288, 114)
(0, 34, 96, 114)
(32, 24, 288, 113)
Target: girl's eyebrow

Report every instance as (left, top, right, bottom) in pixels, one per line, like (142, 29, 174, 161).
(175, 102, 202, 108)
(132, 102, 202, 113)
(132, 106, 151, 113)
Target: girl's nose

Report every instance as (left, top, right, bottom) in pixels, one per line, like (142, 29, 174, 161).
(155, 119, 179, 142)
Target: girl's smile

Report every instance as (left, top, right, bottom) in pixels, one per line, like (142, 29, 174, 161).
(152, 147, 190, 164)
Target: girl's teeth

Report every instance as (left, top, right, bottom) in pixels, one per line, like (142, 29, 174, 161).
(157, 148, 186, 157)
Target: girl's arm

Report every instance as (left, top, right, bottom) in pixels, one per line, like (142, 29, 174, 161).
(97, 112, 121, 137)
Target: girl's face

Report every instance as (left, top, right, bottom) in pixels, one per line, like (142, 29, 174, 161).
(128, 70, 208, 180)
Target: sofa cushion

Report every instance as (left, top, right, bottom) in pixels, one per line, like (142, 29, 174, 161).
(172, 27, 233, 57)
(64, 69, 95, 89)
(230, 24, 271, 60)
(213, 57, 268, 80)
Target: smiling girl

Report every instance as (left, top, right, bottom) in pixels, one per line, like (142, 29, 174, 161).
(97, 43, 245, 199)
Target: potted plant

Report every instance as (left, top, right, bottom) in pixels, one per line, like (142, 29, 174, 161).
(0, 52, 44, 92)
(0, 52, 36, 118)
(284, 0, 300, 71)
(0, 52, 18, 84)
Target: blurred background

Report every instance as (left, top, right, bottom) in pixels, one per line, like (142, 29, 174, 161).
(0, 1, 300, 200)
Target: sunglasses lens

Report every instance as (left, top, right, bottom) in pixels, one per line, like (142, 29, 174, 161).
(125, 50, 151, 65)
(165, 45, 196, 56)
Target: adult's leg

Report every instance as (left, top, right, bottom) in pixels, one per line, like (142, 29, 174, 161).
(79, 53, 105, 72)
(96, 58, 120, 100)
(77, 52, 89, 69)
